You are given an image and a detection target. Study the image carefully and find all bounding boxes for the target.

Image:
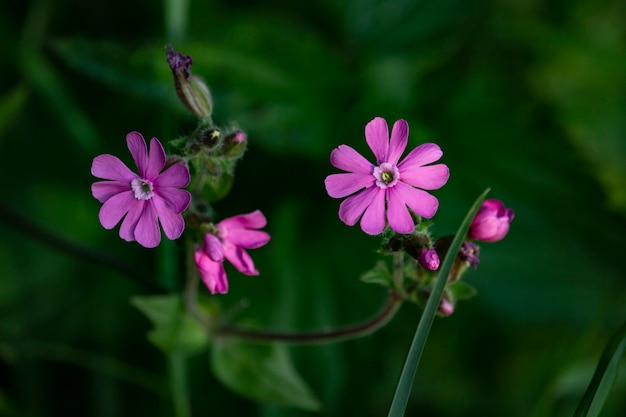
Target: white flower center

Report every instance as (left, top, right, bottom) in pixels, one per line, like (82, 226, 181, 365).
(131, 178, 155, 200)
(373, 163, 399, 189)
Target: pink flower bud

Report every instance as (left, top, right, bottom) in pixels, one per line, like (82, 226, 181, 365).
(469, 199, 514, 242)
(439, 297, 454, 316)
(418, 248, 440, 271)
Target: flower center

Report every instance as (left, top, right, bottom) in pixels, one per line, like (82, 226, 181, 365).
(131, 178, 155, 200)
(373, 163, 400, 189)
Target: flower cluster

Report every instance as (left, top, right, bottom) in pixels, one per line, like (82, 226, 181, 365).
(194, 211, 270, 294)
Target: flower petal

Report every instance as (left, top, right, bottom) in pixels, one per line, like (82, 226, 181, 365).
(218, 210, 267, 231)
(195, 250, 228, 294)
(152, 195, 185, 241)
(119, 199, 145, 242)
(398, 164, 450, 190)
(156, 187, 191, 213)
(365, 117, 389, 164)
(330, 145, 374, 174)
(325, 173, 374, 198)
(394, 182, 439, 219)
(397, 143, 443, 171)
(387, 186, 416, 234)
(222, 229, 270, 249)
(98, 191, 135, 229)
(387, 119, 409, 165)
(145, 137, 166, 179)
(360, 188, 386, 235)
(223, 242, 258, 275)
(91, 154, 136, 182)
(338, 186, 378, 226)
(91, 181, 129, 203)
(126, 132, 149, 178)
(155, 163, 190, 188)
(134, 200, 161, 248)
(203, 233, 224, 262)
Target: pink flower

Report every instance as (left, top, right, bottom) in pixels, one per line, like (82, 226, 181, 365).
(194, 210, 270, 294)
(469, 199, 514, 242)
(91, 132, 191, 248)
(324, 117, 450, 235)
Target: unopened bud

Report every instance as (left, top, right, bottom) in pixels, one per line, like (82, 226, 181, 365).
(166, 45, 213, 119)
(222, 131, 247, 157)
(418, 248, 440, 271)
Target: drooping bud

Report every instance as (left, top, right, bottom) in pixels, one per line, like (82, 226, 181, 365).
(469, 199, 514, 242)
(418, 248, 440, 271)
(166, 45, 213, 119)
(438, 297, 454, 316)
(459, 241, 480, 270)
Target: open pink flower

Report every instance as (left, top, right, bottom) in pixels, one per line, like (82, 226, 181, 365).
(469, 199, 514, 242)
(91, 132, 191, 248)
(324, 117, 450, 235)
(194, 210, 270, 294)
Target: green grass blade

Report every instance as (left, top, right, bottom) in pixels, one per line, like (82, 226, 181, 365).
(387, 187, 490, 417)
(573, 322, 626, 417)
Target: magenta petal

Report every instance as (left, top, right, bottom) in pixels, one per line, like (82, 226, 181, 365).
(330, 145, 374, 174)
(397, 143, 443, 170)
(157, 188, 191, 213)
(145, 138, 166, 179)
(387, 119, 409, 166)
(119, 199, 145, 242)
(218, 210, 267, 231)
(126, 132, 149, 178)
(365, 117, 389, 164)
(360, 188, 386, 235)
(395, 182, 439, 219)
(386, 187, 416, 234)
(155, 163, 190, 188)
(338, 187, 378, 226)
(195, 250, 228, 294)
(399, 164, 450, 190)
(91, 154, 136, 182)
(203, 233, 224, 262)
(134, 201, 161, 248)
(91, 181, 129, 203)
(325, 173, 374, 198)
(152, 196, 184, 240)
(222, 229, 270, 249)
(223, 242, 258, 275)
(98, 191, 135, 229)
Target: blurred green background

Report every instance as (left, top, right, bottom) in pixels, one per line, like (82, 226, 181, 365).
(1, 0, 626, 416)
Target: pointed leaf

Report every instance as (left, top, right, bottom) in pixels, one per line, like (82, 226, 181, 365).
(211, 338, 321, 411)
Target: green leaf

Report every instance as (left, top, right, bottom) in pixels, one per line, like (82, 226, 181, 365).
(447, 280, 477, 301)
(387, 188, 490, 417)
(361, 261, 393, 287)
(211, 338, 322, 411)
(573, 321, 626, 417)
(131, 295, 209, 356)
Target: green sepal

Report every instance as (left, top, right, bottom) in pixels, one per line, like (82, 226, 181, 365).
(211, 338, 322, 411)
(131, 295, 209, 356)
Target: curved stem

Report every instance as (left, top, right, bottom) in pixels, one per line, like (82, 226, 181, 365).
(216, 292, 403, 345)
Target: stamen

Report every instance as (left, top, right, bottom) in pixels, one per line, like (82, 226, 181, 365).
(131, 178, 155, 200)
(373, 163, 400, 189)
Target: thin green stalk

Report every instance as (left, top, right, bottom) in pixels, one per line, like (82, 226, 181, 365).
(169, 352, 191, 417)
(387, 188, 490, 417)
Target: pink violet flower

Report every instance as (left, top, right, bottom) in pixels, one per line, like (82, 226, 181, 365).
(324, 117, 450, 235)
(469, 199, 515, 242)
(91, 132, 191, 248)
(194, 210, 270, 294)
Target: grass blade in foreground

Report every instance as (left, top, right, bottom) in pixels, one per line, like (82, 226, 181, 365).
(573, 321, 626, 417)
(387, 188, 490, 417)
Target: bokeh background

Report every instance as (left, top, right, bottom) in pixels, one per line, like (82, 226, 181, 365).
(1, 0, 626, 416)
